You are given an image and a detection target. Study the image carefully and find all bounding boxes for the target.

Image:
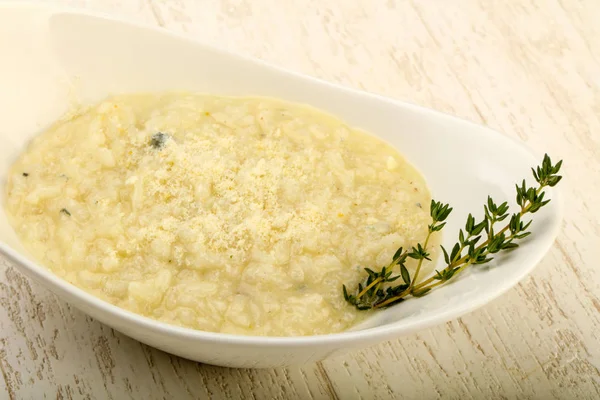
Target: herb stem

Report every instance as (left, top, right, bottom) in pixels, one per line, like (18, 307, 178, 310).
(415, 279, 446, 292)
(408, 230, 432, 291)
(373, 293, 403, 309)
(355, 277, 382, 300)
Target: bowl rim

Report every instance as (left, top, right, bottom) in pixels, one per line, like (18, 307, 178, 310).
(0, 1, 564, 347)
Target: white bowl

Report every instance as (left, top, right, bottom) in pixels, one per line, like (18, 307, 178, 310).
(0, 3, 563, 368)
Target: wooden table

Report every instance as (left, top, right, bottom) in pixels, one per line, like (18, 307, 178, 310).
(1, 0, 599, 398)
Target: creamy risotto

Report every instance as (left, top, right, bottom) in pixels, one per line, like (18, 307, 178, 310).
(5, 93, 433, 336)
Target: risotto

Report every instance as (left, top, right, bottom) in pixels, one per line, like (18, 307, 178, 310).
(4, 93, 433, 336)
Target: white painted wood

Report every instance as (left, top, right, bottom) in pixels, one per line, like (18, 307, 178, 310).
(1, 0, 598, 398)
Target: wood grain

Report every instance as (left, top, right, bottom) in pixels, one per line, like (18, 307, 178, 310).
(1, 0, 599, 398)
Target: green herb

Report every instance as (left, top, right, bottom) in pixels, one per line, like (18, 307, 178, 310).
(60, 208, 71, 216)
(343, 154, 563, 310)
(150, 132, 169, 149)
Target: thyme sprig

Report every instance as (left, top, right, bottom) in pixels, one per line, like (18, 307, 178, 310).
(343, 154, 563, 310)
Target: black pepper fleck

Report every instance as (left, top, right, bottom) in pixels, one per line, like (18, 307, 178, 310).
(22, 173, 29, 177)
(60, 208, 71, 216)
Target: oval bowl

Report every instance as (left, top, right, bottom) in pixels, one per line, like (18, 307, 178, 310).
(0, 3, 563, 368)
